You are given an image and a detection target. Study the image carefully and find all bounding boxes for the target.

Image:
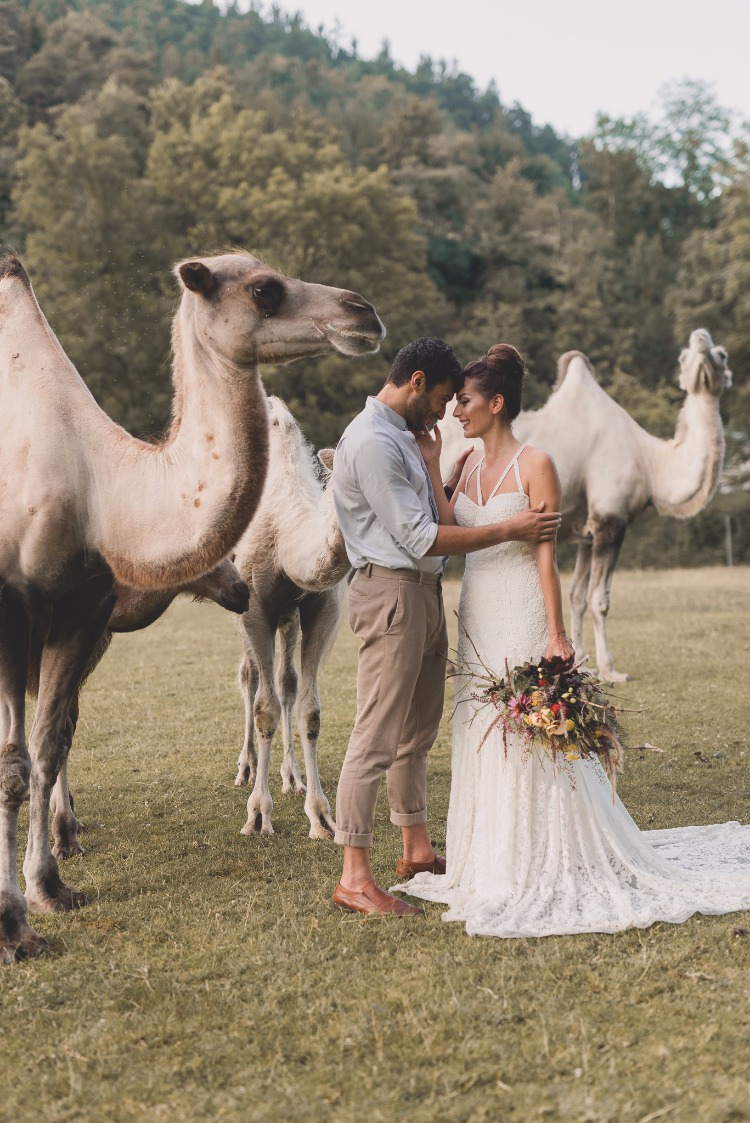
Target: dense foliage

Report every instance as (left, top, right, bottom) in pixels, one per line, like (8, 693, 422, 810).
(0, 0, 747, 562)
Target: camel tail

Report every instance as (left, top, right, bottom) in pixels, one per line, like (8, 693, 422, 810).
(554, 350, 596, 391)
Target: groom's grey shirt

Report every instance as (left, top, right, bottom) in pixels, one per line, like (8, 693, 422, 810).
(333, 397, 446, 574)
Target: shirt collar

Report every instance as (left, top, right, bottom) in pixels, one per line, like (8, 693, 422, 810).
(366, 396, 408, 432)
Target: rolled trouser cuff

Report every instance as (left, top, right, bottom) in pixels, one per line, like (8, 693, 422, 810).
(334, 828, 373, 848)
(389, 807, 427, 827)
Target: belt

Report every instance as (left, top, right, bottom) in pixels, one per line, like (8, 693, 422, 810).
(357, 563, 442, 586)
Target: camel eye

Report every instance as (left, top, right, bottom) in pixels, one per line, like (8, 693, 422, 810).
(249, 277, 285, 317)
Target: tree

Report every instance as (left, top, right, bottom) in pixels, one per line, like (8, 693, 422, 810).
(668, 174, 750, 467)
(14, 80, 174, 433)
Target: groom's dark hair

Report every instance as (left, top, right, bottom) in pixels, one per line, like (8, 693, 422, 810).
(387, 337, 464, 393)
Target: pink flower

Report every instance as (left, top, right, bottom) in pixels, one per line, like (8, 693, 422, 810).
(508, 693, 531, 720)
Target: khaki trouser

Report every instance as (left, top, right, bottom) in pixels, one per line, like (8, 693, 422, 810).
(334, 564, 448, 848)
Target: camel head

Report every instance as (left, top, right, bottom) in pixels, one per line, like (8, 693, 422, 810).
(183, 557, 250, 614)
(266, 394, 311, 477)
(174, 251, 385, 369)
(678, 329, 732, 397)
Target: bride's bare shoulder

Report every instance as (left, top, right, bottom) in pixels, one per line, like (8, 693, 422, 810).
(519, 445, 560, 493)
(521, 445, 558, 473)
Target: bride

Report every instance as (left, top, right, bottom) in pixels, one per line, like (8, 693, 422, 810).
(397, 343, 750, 937)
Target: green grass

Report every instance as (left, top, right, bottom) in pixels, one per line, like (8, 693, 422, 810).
(2, 568, 749, 1123)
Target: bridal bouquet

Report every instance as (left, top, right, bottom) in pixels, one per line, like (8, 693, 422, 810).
(459, 644, 628, 788)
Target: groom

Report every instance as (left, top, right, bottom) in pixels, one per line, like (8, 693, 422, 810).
(331, 337, 561, 915)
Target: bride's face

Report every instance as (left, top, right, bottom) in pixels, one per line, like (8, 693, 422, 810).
(454, 379, 503, 438)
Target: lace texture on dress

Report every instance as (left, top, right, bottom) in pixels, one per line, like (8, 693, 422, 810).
(394, 491, 750, 937)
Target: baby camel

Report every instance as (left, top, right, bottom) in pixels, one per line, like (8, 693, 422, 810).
(234, 396, 349, 840)
(50, 557, 249, 859)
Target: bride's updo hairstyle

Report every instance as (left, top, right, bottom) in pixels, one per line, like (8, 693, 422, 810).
(462, 343, 527, 421)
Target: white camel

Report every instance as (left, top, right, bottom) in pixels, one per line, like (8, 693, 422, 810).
(234, 396, 350, 840)
(0, 248, 384, 962)
(49, 557, 250, 860)
(440, 330, 732, 680)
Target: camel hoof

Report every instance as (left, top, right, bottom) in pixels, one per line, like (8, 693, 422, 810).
(281, 774, 306, 795)
(53, 840, 86, 861)
(52, 813, 86, 859)
(25, 881, 87, 914)
(1, 927, 49, 964)
(234, 765, 254, 788)
(599, 668, 631, 683)
(307, 809, 336, 841)
(309, 820, 335, 841)
(240, 816, 274, 837)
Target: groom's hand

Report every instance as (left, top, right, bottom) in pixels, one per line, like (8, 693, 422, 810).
(511, 502, 562, 542)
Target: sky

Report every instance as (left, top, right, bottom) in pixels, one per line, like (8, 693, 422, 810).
(266, 0, 750, 138)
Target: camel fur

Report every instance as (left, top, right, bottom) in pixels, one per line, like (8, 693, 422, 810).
(0, 248, 384, 962)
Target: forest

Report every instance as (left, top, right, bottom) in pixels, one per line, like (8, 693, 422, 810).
(0, 0, 748, 564)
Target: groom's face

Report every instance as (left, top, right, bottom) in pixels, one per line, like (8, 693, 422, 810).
(405, 375, 456, 432)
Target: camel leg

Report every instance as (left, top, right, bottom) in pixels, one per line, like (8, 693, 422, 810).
(51, 690, 85, 859)
(277, 614, 305, 795)
(23, 579, 114, 914)
(569, 536, 593, 661)
(234, 653, 259, 787)
(586, 516, 630, 683)
(240, 612, 279, 836)
(51, 752, 85, 860)
(296, 591, 339, 841)
(0, 588, 47, 962)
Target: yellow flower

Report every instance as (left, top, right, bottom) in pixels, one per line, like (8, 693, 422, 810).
(565, 748, 580, 761)
(547, 721, 567, 736)
(530, 690, 544, 707)
(565, 719, 574, 731)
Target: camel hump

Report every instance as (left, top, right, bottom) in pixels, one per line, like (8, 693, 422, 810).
(554, 350, 597, 391)
(0, 246, 30, 286)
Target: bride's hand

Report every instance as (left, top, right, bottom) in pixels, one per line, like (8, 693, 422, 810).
(414, 424, 442, 472)
(444, 447, 473, 492)
(545, 633, 575, 664)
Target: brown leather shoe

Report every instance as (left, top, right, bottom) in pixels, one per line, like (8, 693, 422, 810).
(332, 881, 424, 916)
(395, 844, 446, 879)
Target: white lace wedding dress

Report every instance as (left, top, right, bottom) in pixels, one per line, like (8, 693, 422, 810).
(397, 462, 750, 937)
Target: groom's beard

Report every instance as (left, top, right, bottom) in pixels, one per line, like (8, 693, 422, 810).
(404, 391, 433, 432)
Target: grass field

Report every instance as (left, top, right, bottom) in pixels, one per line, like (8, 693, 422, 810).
(2, 568, 749, 1123)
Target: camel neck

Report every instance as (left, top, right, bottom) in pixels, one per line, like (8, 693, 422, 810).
(90, 304, 269, 588)
(643, 393, 725, 517)
(261, 424, 348, 592)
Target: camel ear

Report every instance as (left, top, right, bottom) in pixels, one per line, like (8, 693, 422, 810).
(179, 261, 217, 296)
(318, 448, 336, 471)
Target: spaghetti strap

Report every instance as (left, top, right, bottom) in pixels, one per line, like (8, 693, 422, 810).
(513, 444, 528, 494)
(464, 459, 483, 501)
(485, 443, 528, 503)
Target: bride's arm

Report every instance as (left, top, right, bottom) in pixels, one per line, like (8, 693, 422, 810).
(525, 450, 575, 663)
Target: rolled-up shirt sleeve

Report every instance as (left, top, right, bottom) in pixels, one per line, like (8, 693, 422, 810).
(353, 439, 438, 560)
